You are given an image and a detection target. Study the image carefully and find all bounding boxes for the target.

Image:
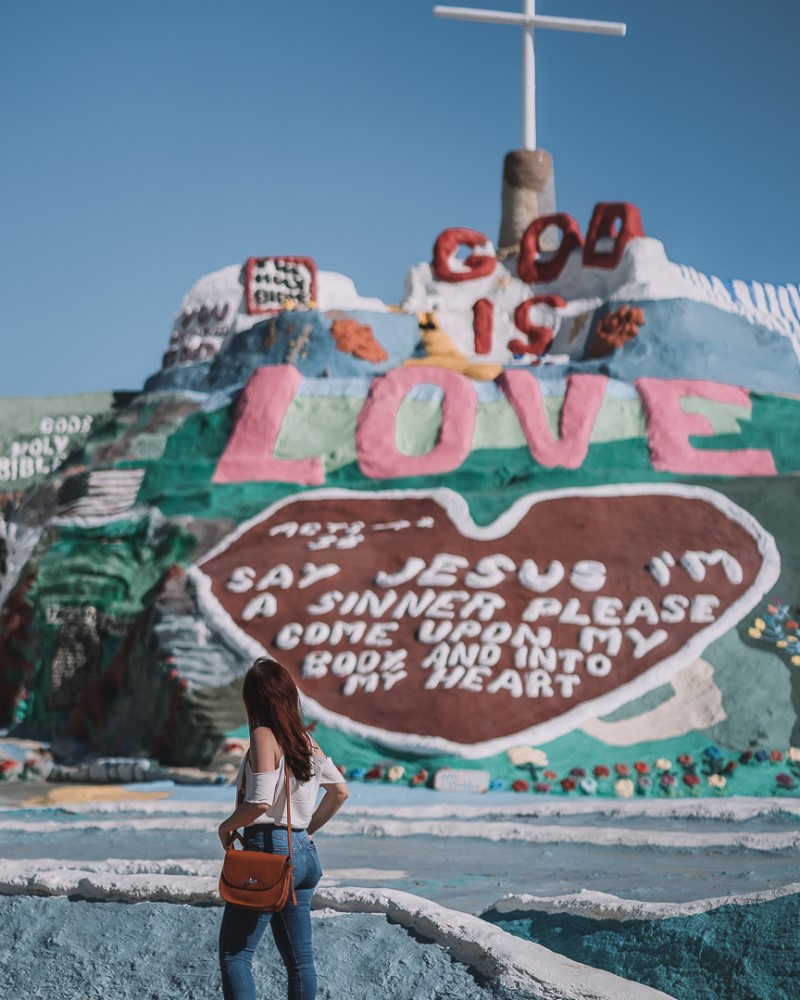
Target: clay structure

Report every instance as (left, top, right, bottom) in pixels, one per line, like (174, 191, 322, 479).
(1, 205, 799, 790)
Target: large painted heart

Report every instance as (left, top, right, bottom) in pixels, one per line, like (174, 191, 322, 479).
(193, 486, 778, 757)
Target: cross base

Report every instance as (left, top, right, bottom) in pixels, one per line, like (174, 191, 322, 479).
(498, 148, 558, 255)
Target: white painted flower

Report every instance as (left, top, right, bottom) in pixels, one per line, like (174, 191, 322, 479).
(708, 774, 727, 789)
(787, 747, 800, 763)
(654, 758, 672, 772)
(507, 746, 548, 767)
(614, 778, 634, 798)
(386, 765, 405, 782)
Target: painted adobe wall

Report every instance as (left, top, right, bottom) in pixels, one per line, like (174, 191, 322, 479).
(2, 203, 799, 795)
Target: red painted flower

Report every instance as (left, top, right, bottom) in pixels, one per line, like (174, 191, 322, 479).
(410, 769, 429, 786)
(770, 750, 784, 762)
(533, 782, 552, 794)
(543, 770, 557, 780)
(677, 754, 693, 767)
(724, 761, 738, 774)
(683, 774, 701, 787)
(512, 779, 530, 793)
(614, 763, 630, 776)
(364, 766, 383, 781)
(560, 777, 577, 792)
(634, 761, 649, 773)
(593, 765, 611, 778)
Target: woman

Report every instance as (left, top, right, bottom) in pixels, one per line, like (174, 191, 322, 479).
(218, 657, 349, 1000)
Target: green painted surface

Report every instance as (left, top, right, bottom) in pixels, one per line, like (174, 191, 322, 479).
(486, 892, 800, 1000)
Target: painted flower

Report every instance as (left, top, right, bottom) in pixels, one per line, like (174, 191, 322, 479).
(580, 777, 598, 795)
(724, 761, 738, 775)
(614, 778, 635, 798)
(569, 767, 587, 778)
(410, 769, 429, 786)
(364, 765, 383, 781)
(614, 763, 630, 776)
(708, 774, 727, 790)
(787, 747, 800, 763)
(683, 774, 701, 788)
(637, 775, 652, 792)
(655, 758, 672, 772)
(348, 767, 366, 780)
(561, 777, 577, 792)
(776, 773, 796, 789)
(660, 773, 677, 789)
(386, 765, 405, 782)
(544, 770, 558, 780)
(593, 765, 611, 778)
(677, 754, 693, 767)
(507, 746, 549, 768)
(739, 750, 754, 764)
(511, 779, 530, 792)
(769, 750, 784, 763)
(754, 750, 770, 763)
(489, 778, 505, 791)
(703, 745, 723, 760)
(534, 782, 552, 794)
(634, 761, 649, 773)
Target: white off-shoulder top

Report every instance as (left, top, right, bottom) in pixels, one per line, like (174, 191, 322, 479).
(236, 751, 345, 829)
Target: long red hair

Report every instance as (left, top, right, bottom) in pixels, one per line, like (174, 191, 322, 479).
(241, 658, 313, 783)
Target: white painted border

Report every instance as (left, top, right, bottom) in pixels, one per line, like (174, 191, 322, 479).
(190, 485, 780, 759)
(485, 883, 800, 923)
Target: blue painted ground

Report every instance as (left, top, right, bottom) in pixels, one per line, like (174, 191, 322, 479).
(1, 780, 798, 998)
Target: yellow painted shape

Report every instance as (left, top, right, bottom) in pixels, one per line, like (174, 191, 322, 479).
(23, 785, 171, 807)
(748, 627, 762, 639)
(755, 618, 766, 630)
(406, 312, 502, 381)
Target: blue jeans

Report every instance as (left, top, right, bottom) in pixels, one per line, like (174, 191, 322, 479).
(219, 826, 322, 1000)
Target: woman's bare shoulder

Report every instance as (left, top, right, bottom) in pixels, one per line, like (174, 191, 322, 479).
(307, 732, 327, 760)
(249, 726, 280, 771)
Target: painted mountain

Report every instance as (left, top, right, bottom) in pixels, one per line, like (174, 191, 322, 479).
(2, 202, 799, 793)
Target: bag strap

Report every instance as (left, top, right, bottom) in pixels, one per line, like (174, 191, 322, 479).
(283, 760, 297, 906)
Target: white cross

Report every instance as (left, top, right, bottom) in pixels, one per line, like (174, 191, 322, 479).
(434, 2, 626, 151)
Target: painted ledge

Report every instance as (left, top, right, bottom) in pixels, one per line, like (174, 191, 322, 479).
(313, 885, 675, 999)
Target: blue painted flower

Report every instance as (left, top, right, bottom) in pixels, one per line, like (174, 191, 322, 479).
(754, 750, 770, 763)
(703, 745, 723, 760)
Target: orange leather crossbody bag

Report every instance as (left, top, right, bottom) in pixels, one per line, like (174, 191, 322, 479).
(219, 761, 297, 911)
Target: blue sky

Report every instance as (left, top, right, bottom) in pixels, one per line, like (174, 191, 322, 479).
(1, 0, 797, 397)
